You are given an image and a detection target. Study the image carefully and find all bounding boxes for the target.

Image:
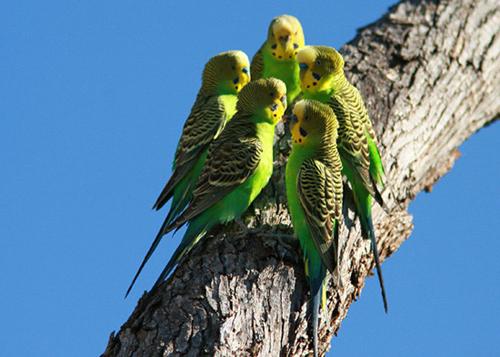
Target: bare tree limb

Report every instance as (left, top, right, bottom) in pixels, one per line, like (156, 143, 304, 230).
(103, 0, 499, 356)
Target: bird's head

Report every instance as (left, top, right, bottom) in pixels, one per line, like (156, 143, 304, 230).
(289, 99, 338, 147)
(265, 15, 305, 61)
(297, 46, 344, 93)
(202, 50, 250, 94)
(237, 78, 287, 124)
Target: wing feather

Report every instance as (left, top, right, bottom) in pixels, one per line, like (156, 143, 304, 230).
(153, 94, 230, 209)
(250, 46, 265, 81)
(297, 159, 342, 273)
(168, 116, 262, 228)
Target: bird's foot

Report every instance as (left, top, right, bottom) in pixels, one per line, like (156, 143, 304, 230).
(234, 219, 250, 237)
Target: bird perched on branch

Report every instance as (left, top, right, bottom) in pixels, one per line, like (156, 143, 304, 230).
(297, 45, 389, 312)
(251, 15, 305, 105)
(125, 51, 251, 297)
(286, 99, 343, 357)
(127, 78, 287, 296)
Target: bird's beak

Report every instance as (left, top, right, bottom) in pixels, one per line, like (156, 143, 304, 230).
(279, 35, 291, 47)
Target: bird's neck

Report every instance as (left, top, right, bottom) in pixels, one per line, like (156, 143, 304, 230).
(330, 73, 350, 94)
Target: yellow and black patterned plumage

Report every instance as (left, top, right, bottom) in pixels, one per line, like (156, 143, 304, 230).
(168, 116, 263, 228)
(298, 158, 342, 272)
(166, 78, 287, 232)
(297, 45, 389, 312)
(153, 50, 250, 210)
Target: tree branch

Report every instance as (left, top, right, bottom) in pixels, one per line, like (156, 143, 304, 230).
(103, 0, 499, 356)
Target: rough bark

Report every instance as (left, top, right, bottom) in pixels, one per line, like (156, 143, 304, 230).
(103, 0, 499, 356)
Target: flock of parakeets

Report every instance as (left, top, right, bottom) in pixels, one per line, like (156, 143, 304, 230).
(126, 15, 389, 357)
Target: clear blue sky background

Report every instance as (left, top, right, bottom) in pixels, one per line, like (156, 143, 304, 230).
(1, 1, 498, 356)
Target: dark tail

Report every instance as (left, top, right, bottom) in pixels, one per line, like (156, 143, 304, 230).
(150, 223, 207, 292)
(365, 213, 389, 313)
(160, 184, 192, 229)
(309, 265, 325, 357)
(125, 215, 176, 298)
(152, 174, 178, 211)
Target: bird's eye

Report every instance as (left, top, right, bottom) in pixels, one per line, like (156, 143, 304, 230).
(271, 103, 278, 111)
(293, 43, 299, 49)
(299, 127, 308, 137)
(315, 59, 321, 65)
(299, 63, 308, 70)
(242, 67, 249, 74)
(271, 44, 277, 49)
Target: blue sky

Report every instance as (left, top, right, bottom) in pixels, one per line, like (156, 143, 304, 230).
(1, 1, 498, 356)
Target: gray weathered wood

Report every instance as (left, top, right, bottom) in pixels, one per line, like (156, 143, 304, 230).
(102, 0, 499, 355)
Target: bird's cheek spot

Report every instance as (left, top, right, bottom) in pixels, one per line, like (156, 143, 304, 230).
(235, 85, 239, 91)
(313, 82, 317, 86)
(307, 85, 310, 88)
(271, 44, 277, 49)
(278, 55, 282, 59)
(272, 52, 276, 57)
(289, 55, 292, 59)
(298, 138, 302, 143)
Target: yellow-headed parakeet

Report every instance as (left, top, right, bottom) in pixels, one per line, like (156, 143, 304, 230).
(251, 15, 305, 104)
(125, 51, 250, 297)
(128, 78, 287, 295)
(297, 45, 388, 312)
(286, 99, 343, 357)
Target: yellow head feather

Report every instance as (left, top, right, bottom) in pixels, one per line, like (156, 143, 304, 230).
(297, 46, 345, 93)
(290, 99, 338, 147)
(266, 15, 305, 61)
(237, 78, 287, 124)
(202, 50, 250, 94)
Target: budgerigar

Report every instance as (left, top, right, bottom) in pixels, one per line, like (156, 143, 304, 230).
(297, 45, 389, 312)
(129, 78, 287, 295)
(286, 99, 343, 357)
(125, 51, 250, 297)
(251, 15, 305, 105)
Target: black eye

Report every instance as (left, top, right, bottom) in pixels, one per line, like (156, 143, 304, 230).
(299, 127, 308, 136)
(242, 67, 249, 74)
(316, 59, 321, 65)
(271, 44, 277, 49)
(293, 43, 299, 49)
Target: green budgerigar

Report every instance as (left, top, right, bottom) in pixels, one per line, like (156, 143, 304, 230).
(251, 15, 305, 104)
(297, 45, 389, 312)
(286, 100, 343, 357)
(132, 78, 287, 293)
(125, 51, 250, 297)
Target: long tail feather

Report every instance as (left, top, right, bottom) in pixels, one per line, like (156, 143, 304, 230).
(152, 177, 176, 211)
(309, 264, 326, 357)
(161, 182, 193, 229)
(151, 225, 207, 292)
(125, 216, 174, 298)
(366, 213, 389, 313)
